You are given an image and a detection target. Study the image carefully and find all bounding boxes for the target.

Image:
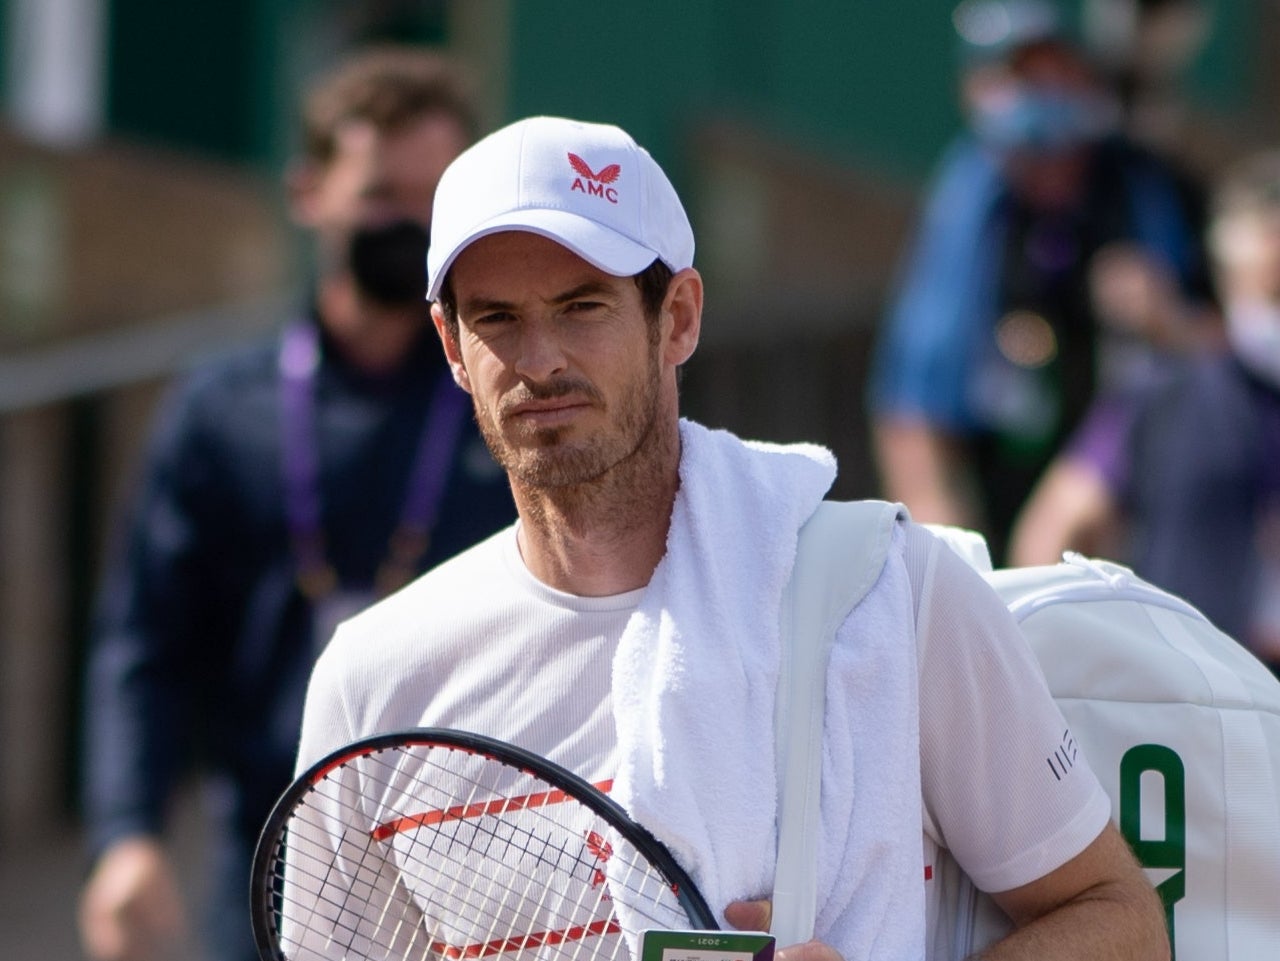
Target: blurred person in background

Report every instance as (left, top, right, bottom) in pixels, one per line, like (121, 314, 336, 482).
(1010, 148, 1280, 676)
(1082, 0, 1212, 151)
(77, 47, 515, 961)
(868, 0, 1215, 564)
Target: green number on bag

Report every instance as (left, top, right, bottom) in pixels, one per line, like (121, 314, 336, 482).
(1119, 744, 1185, 956)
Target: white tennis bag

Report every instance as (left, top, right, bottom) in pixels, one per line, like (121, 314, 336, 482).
(930, 537, 1280, 961)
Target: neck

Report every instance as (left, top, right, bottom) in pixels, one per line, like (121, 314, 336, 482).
(316, 275, 427, 375)
(513, 413, 682, 597)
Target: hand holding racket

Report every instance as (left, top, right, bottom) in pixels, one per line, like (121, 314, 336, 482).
(251, 729, 717, 961)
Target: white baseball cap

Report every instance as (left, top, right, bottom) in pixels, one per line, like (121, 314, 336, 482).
(952, 0, 1062, 62)
(426, 116, 695, 300)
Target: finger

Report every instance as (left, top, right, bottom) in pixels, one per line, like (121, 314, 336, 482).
(776, 941, 845, 961)
(723, 899, 772, 932)
(79, 882, 129, 961)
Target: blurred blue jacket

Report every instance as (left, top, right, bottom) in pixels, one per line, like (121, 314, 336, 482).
(81, 309, 514, 959)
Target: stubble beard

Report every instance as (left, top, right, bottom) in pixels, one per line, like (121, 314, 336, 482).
(472, 341, 671, 514)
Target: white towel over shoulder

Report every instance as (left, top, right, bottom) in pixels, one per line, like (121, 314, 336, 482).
(611, 419, 924, 960)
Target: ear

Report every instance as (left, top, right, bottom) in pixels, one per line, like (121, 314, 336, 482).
(661, 268, 703, 367)
(431, 302, 473, 394)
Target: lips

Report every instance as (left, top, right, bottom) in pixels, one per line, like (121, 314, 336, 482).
(504, 380, 599, 422)
(509, 397, 582, 415)
(507, 397, 590, 429)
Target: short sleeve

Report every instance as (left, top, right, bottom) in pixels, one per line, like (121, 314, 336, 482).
(908, 526, 1111, 892)
(294, 631, 360, 776)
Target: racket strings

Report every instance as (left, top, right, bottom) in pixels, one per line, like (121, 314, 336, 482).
(385, 761, 614, 953)
(279, 804, 605, 961)
(269, 743, 691, 961)
(382, 751, 673, 951)
(400, 747, 690, 932)
(281, 820, 421, 959)
(383, 746, 684, 921)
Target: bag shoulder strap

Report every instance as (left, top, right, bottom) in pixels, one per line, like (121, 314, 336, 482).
(771, 499, 902, 946)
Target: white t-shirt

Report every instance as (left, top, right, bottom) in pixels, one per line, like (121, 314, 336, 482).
(296, 518, 1109, 941)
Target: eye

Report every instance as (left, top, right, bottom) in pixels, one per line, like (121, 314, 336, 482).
(472, 310, 516, 326)
(564, 300, 605, 315)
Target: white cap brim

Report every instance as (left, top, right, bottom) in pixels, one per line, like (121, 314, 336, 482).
(427, 207, 662, 301)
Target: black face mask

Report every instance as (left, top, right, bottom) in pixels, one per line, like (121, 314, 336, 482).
(348, 219, 430, 307)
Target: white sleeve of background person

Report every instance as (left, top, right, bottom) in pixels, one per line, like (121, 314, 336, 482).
(905, 524, 1112, 893)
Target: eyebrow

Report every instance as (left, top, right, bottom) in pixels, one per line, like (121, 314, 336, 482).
(550, 281, 617, 305)
(460, 280, 620, 317)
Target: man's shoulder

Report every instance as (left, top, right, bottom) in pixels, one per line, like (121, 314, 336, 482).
(329, 526, 514, 647)
(925, 135, 1000, 195)
(171, 332, 280, 409)
(136, 332, 281, 465)
(407, 525, 515, 592)
(389, 520, 510, 589)
(1135, 351, 1258, 431)
(1099, 134, 1196, 185)
(307, 526, 518, 730)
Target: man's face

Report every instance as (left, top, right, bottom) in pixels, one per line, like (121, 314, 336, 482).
(295, 112, 470, 266)
(434, 231, 669, 489)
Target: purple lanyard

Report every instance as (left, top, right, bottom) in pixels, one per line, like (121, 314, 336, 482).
(279, 320, 469, 599)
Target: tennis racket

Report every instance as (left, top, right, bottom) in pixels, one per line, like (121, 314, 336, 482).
(251, 728, 718, 961)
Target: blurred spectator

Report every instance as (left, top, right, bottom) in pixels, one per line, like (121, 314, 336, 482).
(1082, 0, 1212, 150)
(77, 47, 516, 961)
(868, 0, 1215, 563)
(1010, 148, 1280, 675)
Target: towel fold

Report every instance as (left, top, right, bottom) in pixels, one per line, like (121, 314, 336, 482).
(611, 419, 924, 960)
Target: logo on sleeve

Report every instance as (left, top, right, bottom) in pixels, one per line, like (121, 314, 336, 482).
(568, 153, 621, 204)
(1046, 728, 1079, 781)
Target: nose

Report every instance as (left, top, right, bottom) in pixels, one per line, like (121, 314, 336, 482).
(512, 317, 568, 383)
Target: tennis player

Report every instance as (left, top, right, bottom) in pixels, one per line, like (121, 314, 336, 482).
(294, 116, 1169, 961)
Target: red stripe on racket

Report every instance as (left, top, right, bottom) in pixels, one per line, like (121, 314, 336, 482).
(251, 728, 716, 961)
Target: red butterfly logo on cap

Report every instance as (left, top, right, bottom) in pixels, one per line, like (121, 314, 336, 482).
(568, 153, 621, 184)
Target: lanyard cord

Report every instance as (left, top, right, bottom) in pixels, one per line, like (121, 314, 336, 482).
(278, 319, 469, 600)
